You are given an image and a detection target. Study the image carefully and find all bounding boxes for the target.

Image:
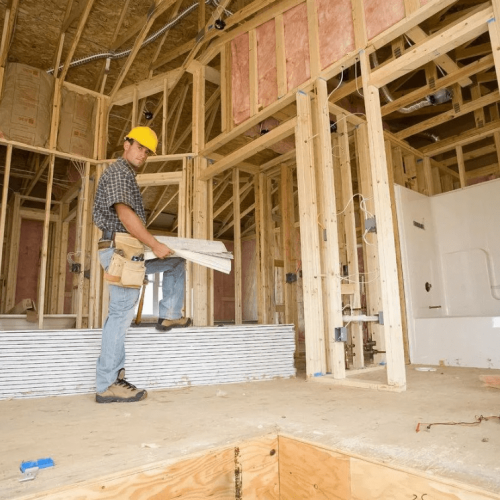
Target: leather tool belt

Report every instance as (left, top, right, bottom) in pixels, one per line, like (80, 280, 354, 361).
(103, 233, 146, 289)
(98, 230, 115, 250)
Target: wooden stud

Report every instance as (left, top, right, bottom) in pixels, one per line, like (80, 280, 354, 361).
(0, 145, 12, 283)
(0, 0, 19, 69)
(37, 155, 56, 328)
(338, 114, 363, 369)
(385, 140, 410, 365)
(360, 51, 406, 389)
(221, 43, 232, 133)
(456, 145, 467, 188)
(279, 164, 299, 342)
(233, 168, 242, 324)
(432, 166, 442, 194)
(306, 0, 320, 78)
(312, 79, 346, 377)
(75, 161, 90, 329)
(5, 193, 20, 312)
(351, 0, 367, 49)
(249, 29, 258, 116)
(295, 90, 326, 377)
(356, 125, 385, 364)
(191, 68, 209, 326)
(423, 156, 434, 196)
(275, 14, 287, 98)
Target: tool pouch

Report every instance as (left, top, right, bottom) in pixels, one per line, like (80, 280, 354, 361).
(114, 233, 145, 260)
(104, 234, 146, 289)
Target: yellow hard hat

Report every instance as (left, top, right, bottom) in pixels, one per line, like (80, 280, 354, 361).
(125, 126, 158, 154)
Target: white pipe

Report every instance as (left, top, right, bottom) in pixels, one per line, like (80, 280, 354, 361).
(343, 314, 379, 322)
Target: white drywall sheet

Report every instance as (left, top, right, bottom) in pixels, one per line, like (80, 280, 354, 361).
(0, 325, 296, 400)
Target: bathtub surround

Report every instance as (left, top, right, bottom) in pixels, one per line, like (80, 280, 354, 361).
(395, 179, 500, 368)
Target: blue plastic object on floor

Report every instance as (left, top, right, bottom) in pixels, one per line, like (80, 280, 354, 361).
(20, 458, 54, 472)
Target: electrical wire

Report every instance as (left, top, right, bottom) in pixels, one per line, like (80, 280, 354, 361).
(47, 0, 233, 75)
(327, 68, 344, 99)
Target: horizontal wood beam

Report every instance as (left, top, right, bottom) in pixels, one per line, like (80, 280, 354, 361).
(136, 171, 183, 186)
(20, 208, 58, 222)
(381, 54, 494, 117)
(202, 93, 297, 156)
(200, 118, 297, 181)
(405, 25, 473, 87)
(111, 68, 183, 106)
(369, 4, 493, 89)
(421, 118, 500, 156)
(395, 90, 500, 140)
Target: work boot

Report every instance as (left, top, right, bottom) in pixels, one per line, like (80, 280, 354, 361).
(96, 368, 147, 403)
(155, 317, 192, 332)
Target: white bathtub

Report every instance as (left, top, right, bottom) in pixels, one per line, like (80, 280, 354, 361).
(412, 316, 500, 369)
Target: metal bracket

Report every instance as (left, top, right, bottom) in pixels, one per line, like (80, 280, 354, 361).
(19, 467, 38, 482)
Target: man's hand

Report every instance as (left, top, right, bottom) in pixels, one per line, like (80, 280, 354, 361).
(151, 240, 174, 259)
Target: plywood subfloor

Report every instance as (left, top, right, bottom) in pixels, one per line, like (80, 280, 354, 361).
(1, 365, 500, 499)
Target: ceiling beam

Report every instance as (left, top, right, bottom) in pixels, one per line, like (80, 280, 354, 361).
(370, 4, 493, 89)
(58, 0, 96, 82)
(109, 0, 177, 100)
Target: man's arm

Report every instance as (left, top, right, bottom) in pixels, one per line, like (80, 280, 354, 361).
(115, 203, 174, 259)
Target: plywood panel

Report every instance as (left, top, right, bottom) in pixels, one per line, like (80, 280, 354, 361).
(231, 32, 250, 126)
(316, 0, 355, 70)
(351, 458, 499, 500)
(363, 0, 405, 40)
(283, 4, 311, 91)
(279, 436, 351, 499)
(18, 436, 279, 500)
(257, 19, 278, 110)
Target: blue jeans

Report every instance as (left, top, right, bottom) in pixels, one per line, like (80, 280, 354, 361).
(96, 248, 186, 392)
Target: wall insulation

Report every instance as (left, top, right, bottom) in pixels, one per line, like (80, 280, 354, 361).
(0, 62, 54, 147)
(57, 88, 97, 157)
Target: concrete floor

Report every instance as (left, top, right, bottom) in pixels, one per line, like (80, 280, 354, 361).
(1, 365, 499, 499)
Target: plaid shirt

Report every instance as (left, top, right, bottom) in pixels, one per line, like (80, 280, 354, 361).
(92, 157, 146, 233)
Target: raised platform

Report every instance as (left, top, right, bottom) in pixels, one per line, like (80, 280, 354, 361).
(1, 367, 499, 499)
(0, 324, 296, 400)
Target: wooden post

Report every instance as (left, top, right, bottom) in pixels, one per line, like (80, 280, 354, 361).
(254, 172, 274, 323)
(279, 164, 298, 339)
(57, 203, 70, 314)
(233, 168, 243, 324)
(295, 90, 326, 377)
(162, 78, 168, 155)
(423, 156, 434, 196)
(360, 51, 406, 389)
(338, 113, 363, 369)
(456, 145, 467, 188)
(38, 155, 56, 328)
(356, 124, 385, 364)
(192, 67, 209, 326)
(0, 145, 12, 284)
(312, 79, 345, 377)
(5, 193, 20, 312)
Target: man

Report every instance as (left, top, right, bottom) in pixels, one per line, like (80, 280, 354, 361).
(92, 126, 191, 403)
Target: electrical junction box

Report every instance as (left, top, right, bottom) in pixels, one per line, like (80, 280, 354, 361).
(365, 217, 377, 234)
(335, 326, 347, 342)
